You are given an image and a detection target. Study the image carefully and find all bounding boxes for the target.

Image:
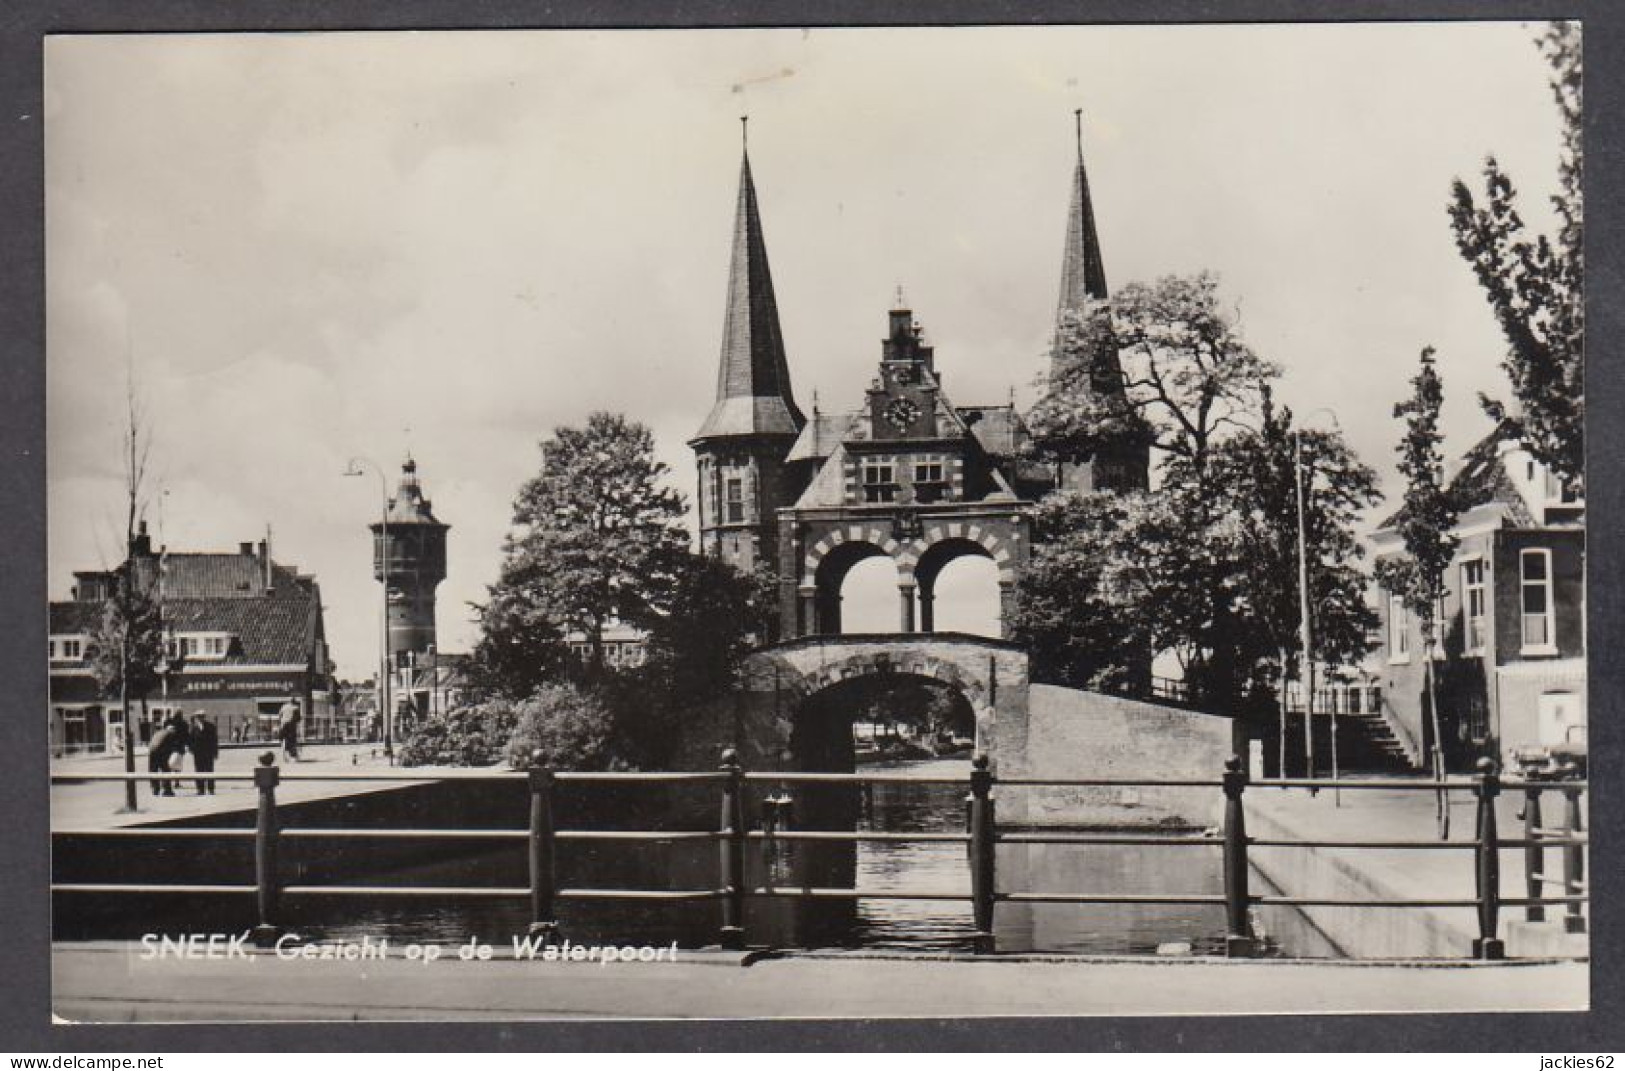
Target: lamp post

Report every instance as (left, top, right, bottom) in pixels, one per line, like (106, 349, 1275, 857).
(344, 457, 393, 764)
(1293, 408, 1340, 784)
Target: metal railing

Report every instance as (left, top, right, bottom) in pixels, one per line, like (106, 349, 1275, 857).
(50, 751, 1588, 959)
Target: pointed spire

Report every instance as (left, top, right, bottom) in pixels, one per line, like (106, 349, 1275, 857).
(1056, 108, 1109, 318)
(693, 120, 805, 442)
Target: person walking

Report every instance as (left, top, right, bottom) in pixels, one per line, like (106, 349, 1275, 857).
(189, 711, 220, 795)
(277, 700, 301, 762)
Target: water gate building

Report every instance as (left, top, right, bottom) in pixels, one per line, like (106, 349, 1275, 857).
(690, 117, 1146, 641)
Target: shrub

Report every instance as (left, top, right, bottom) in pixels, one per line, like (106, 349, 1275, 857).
(397, 701, 521, 768)
(504, 681, 623, 770)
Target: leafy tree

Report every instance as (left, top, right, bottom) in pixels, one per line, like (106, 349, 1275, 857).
(504, 682, 624, 771)
(1009, 491, 1150, 691)
(1026, 307, 1148, 472)
(465, 581, 567, 701)
(1376, 347, 1461, 832)
(1209, 393, 1381, 771)
(608, 552, 778, 768)
(483, 412, 687, 685)
(1022, 274, 1379, 736)
(1448, 21, 1583, 490)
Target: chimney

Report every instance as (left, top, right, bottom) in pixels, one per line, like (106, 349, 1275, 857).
(258, 538, 273, 594)
(130, 520, 153, 558)
(239, 542, 254, 556)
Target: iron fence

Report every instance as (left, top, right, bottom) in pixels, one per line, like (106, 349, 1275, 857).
(50, 751, 1588, 959)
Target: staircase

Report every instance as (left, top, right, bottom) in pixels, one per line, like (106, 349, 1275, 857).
(1330, 707, 1419, 774)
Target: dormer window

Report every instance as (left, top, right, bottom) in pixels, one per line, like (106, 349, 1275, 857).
(171, 632, 234, 661)
(49, 636, 86, 662)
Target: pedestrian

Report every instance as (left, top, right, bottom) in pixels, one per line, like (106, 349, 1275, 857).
(189, 711, 219, 795)
(278, 700, 301, 762)
(146, 720, 181, 798)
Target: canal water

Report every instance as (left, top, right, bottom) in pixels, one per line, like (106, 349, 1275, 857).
(232, 758, 1240, 955)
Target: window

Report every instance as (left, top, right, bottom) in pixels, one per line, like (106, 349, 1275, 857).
(1520, 548, 1557, 653)
(1461, 559, 1487, 654)
(862, 460, 896, 503)
(724, 477, 745, 524)
(914, 460, 947, 503)
(49, 637, 84, 662)
(1387, 595, 1410, 663)
(171, 632, 233, 661)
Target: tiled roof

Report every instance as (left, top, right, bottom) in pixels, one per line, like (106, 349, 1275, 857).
(786, 411, 858, 463)
(122, 553, 312, 600)
(51, 554, 323, 668)
(1376, 427, 1539, 531)
(959, 405, 1029, 457)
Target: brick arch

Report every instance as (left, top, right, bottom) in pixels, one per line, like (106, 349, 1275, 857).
(793, 651, 990, 709)
(801, 523, 908, 587)
(898, 523, 1019, 584)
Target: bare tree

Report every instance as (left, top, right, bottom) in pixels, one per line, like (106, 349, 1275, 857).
(86, 366, 163, 812)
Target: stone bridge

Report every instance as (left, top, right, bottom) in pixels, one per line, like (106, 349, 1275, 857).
(737, 633, 1029, 759)
(667, 632, 1234, 826)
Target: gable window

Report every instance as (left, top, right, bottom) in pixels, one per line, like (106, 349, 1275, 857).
(1461, 559, 1487, 654)
(1387, 595, 1410, 664)
(724, 477, 745, 524)
(914, 459, 948, 503)
(862, 459, 896, 503)
(1520, 549, 1557, 654)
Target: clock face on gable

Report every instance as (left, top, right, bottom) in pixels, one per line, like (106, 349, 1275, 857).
(883, 398, 922, 431)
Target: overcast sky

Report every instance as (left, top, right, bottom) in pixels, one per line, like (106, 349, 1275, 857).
(45, 24, 1567, 678)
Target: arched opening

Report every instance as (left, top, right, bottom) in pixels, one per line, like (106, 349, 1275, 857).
(915, 538, 1002, 636)
(813, 542, 900, 635)
(838, 557, 901, 634)
(927, 555, 1001, 637)
(791, 672, 977, 772)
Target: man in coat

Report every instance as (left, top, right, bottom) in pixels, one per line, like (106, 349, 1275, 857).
(146, 718, 183, 797)
(189, 711, 220, 795)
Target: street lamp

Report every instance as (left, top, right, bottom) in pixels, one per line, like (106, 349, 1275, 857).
(344, 457, 394, 764)
(1293, 407, 1340, 783)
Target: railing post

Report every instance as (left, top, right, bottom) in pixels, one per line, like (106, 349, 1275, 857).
(1561, 772, 1586, 935)
(718, 747, 746, 951)
(1221, 754, 1254, 957)
(251, 751, 280, 947)
(1472, 758, 1505, 960)
(968, 753, 997, 954)
(1522, 785, 1545, 923)
(527, 749, 559, 943)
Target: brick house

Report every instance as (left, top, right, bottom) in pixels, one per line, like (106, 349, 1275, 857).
(48, 525, 336, 755)
(1370, 430, 1585, 771)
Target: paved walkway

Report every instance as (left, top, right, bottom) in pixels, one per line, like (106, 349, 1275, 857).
(1247, 778, 1588, 958)
(52, 942, 1587, 1021)
(50, 744, 425, 830)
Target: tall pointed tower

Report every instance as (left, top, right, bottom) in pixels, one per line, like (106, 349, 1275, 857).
(1051, 110, 1149, 495)
(689, 119, 806, 573)
(371, 457, 449, 668)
